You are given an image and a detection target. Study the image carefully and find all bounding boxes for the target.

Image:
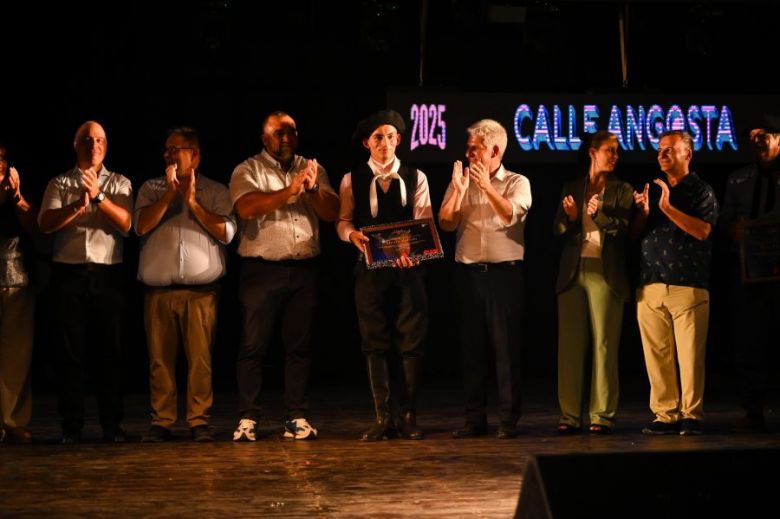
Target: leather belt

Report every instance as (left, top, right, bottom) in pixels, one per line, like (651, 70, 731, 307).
(460, 260, 522, 272)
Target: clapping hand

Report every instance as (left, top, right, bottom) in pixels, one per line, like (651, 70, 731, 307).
(562, 195, 578, 221)
(586, 193, 600, 217)
(633, 183, 650, 216)
(653, 178, 671, 213)
(166, 164, 179, 191)
(80, 168, 100, 199)
(451, 160, 469, 195)
(468, 161, 490, 191)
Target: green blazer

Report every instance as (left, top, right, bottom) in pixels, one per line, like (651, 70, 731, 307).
(553, 175, 634, 302)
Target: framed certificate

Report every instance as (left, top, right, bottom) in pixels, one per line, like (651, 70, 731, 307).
(360, 218, 444, 269)
(739, 219, 780, 283)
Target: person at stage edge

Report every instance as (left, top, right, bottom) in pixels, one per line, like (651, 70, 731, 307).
(338, 109, 433, 441)
(0, 144, 39, 444)
(631, 130, 718, 436)
(135, 127, 236, 443)
(553, 130, 633, 436)
(39, 121, 133, 444)
(439, 118, 532, 439)
(719, 113, 780, 433)
(230, 111, 339, 442)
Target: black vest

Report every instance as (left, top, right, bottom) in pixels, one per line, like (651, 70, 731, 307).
(352, 161, 418, 228)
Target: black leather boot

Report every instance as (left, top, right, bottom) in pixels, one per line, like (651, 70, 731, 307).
(398, 357, 424, 440)
(362, 355, 397, 441)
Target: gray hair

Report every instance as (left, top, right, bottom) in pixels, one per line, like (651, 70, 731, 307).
(467, 119, 508, 157)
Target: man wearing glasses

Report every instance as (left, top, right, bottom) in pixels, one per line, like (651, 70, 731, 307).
(135, 126, 236, 442)
(39, 121, 133, 444)
(230, 111, 339, 441)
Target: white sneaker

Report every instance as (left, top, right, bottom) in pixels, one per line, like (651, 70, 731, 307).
(283, 418, 318, 440)
(233, 418, 257, 442)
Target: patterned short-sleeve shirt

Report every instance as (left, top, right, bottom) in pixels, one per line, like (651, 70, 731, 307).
(640, 172, 719, 289)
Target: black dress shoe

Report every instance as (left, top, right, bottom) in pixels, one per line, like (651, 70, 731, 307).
(61, 432, 81, 444)
(4, 426, 33, 444)
(497, 423, 519, 439)
(398, 411, 424, 440)
(452, 422, 488, 438)
(102, 427, 127, 443)
(142, 425, 172, 443)
(191, 425, 214, 442)
(361, 418, 397, 441)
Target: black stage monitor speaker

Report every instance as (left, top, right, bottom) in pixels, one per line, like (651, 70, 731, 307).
(515, 449, 779, 519)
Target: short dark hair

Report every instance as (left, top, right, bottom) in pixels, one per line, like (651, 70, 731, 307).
(168, 126, 200, 149)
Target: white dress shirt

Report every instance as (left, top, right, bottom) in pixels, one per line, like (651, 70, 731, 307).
(39, 166, 133, 265)
(440, 165, 532, 263)
(135, 173, 236, 286)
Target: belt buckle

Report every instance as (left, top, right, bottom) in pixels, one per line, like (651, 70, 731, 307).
(476, 263, 488, 272)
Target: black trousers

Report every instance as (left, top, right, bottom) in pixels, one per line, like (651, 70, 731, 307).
(455, 261, 524, 425)
(236, 258, 318, 421)
(52, 262, 125, 434)
(354, 262, 428, 358)
(730, 267, 780, 415)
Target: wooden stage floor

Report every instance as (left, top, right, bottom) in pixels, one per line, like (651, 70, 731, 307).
(2, 381, 779, 518)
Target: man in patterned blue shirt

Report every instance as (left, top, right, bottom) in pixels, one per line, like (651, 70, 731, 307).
(631, 130, 719, 436)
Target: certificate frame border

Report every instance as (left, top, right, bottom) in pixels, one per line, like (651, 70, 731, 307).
(360, 217, 444, 269)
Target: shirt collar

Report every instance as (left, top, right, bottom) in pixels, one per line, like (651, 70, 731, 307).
(367, 156, 399, 176)
(491, 164, 507, 182)
(73, 164, 109, 178)
(261, 149, 300, 173)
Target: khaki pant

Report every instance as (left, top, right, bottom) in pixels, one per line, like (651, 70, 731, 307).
(0, 286, 34, 428)
(637, 283, 709, 422)
(144, 287, 217, 428)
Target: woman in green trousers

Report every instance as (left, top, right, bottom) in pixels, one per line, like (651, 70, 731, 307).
(553, 130, 634, 434)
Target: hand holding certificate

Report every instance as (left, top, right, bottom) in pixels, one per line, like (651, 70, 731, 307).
(360, 218, 444, 269)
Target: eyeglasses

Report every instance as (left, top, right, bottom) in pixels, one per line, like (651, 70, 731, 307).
(164, 147, 194, 154)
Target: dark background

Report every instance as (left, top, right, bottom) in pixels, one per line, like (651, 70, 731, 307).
(3, 1, 779, 402)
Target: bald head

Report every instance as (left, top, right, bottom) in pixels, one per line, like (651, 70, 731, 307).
(74, 121, 107, 169)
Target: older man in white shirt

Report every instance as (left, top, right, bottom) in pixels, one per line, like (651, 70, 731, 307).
(439, 119, 532, 439)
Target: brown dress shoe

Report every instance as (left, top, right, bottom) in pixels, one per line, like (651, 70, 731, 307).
(4, 426, 33, 444)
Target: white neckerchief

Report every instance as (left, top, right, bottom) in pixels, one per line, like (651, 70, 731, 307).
(369, 157, 407, 218)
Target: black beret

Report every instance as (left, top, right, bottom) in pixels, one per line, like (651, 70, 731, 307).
(355, 110, 406, 140)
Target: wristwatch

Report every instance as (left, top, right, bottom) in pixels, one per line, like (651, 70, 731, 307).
(92, 191, 106, 204)
(305, 183, 320, 194)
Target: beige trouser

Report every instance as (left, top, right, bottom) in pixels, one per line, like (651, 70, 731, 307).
(0, 286, 34, 428)
(144, 287, 217, 428)
(637, 283, 709, 422)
